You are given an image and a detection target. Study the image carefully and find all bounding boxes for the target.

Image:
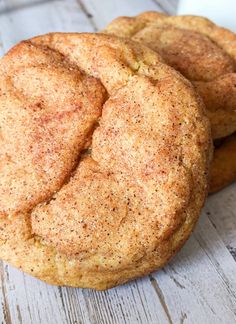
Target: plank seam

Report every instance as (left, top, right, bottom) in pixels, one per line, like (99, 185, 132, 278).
(0, 263, 12, 324)
(76, 0, 98, 31)
(151, 0, 177, 14)
(149, 275, 174, 324)
(149, 0, 167, 13)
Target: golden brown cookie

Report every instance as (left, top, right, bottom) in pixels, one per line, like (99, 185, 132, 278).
(0, 33, 211, 289)
(105, 12, 236, 194)
(104, 11, 236, 140)
(210, 134, 236, 193)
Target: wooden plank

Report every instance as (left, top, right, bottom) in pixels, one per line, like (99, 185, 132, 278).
(152, 0, 178, 14)
(0, 263, 68, 324)
(0, 0, 95, 52)
(205, 183, 236, 259)
(151, 211, 236, 324)
(58, 278, 172, 324)
(0, 0, 53, 13)
(77, 0, 164, 30)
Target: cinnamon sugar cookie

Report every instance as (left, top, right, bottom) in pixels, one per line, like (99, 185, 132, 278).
(0, 33, 211, 289)
(105, 12, 236, 193)
(105, 11, 236, 140)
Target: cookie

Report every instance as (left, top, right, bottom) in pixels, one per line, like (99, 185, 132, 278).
(104, 11, 236, 140)
(104, 12, 236, 193)
(210, 134, 236, 193)
(0, 33, 211, 289)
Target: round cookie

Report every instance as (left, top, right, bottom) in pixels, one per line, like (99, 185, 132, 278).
(104, 11, 236, 140)
(0, 33, 211, 289)
(104, 12, 236, 193)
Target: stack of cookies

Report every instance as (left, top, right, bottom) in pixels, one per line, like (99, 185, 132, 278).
(0, 11, 234, 290)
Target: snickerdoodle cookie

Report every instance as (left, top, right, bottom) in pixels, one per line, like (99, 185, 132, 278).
(0, 33, 211, 289)
(105, 12, 236, 192)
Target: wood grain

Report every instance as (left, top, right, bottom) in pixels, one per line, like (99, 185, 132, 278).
(0, 1, 236, 323)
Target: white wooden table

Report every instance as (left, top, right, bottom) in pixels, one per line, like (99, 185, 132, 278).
(0, 1, 236, 323)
